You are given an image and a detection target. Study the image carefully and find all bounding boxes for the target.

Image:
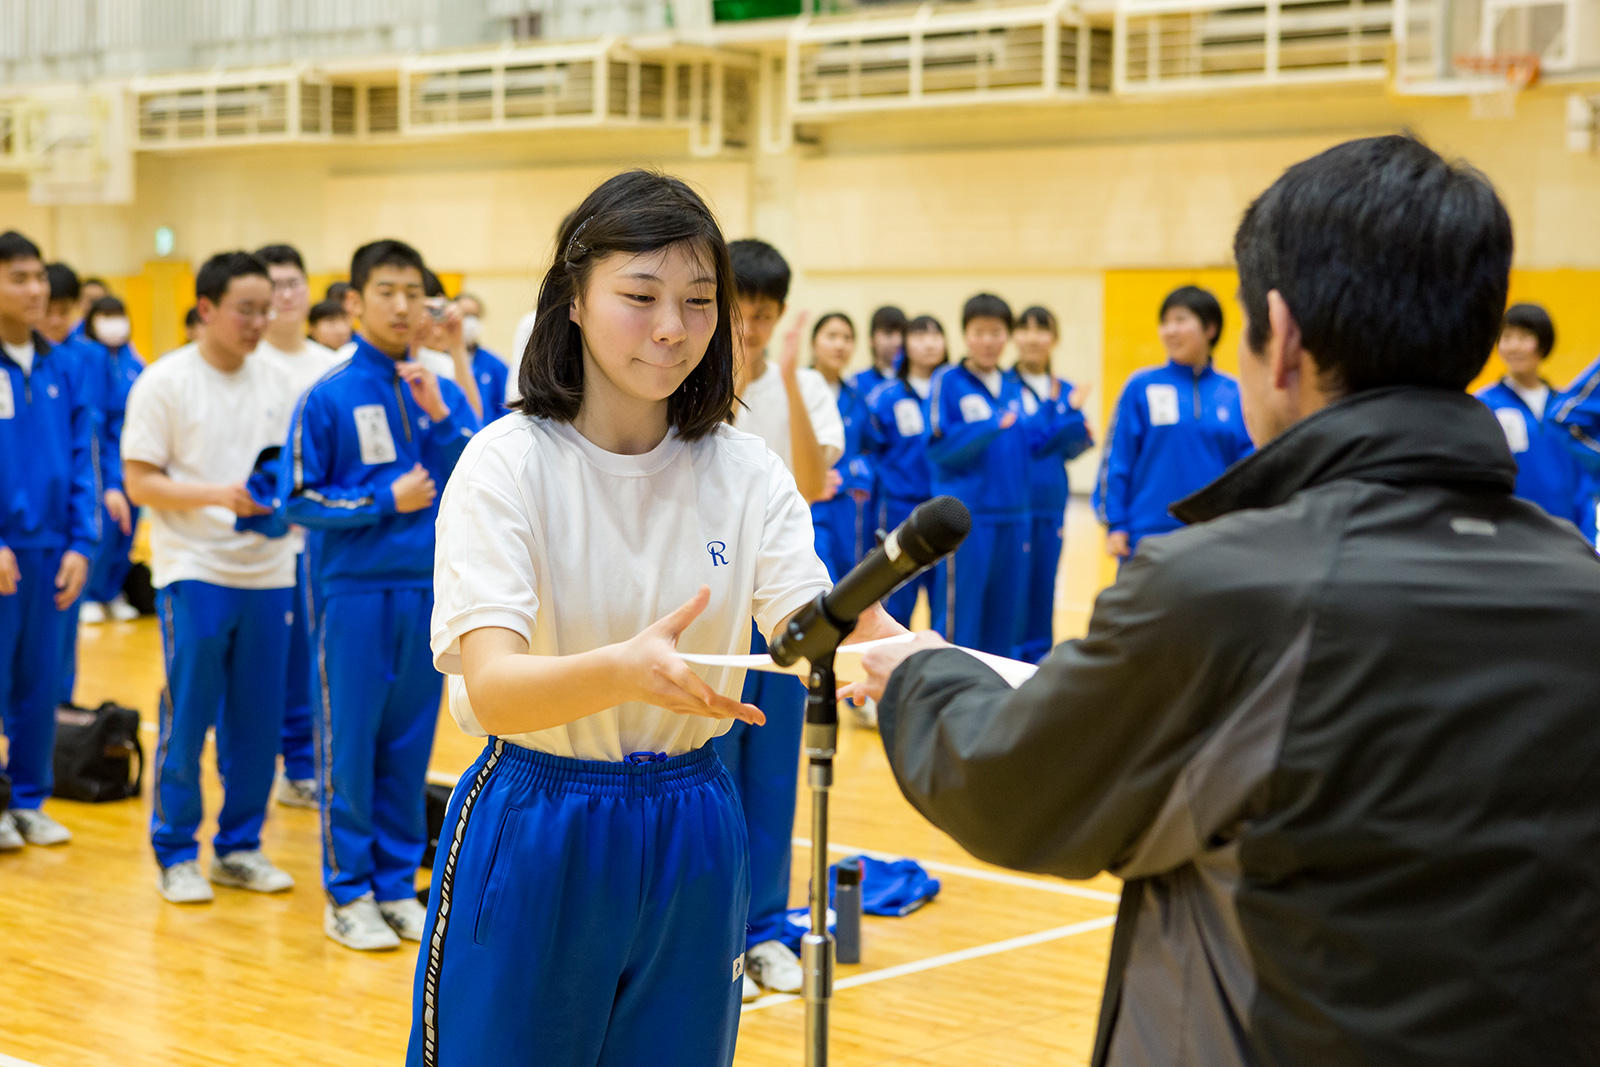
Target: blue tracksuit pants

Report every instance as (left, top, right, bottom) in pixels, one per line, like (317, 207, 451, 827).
(315, 587, 439, 906)
(1018, 510, 1064, 665)
(151, 581, 291, 867)
(1, 547, 71, 809)
(407, 741, 749, 1067)
(812, 494, 868, 582)
(879, 496, 949, 635)
(280, 552, 316, 783)
(947, 516, 1029, 658)
(85, 511, 134, 603)
(712, 627, 804, 950)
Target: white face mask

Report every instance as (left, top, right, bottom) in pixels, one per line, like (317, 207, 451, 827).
(461, 315, 481, 347)
(95, 317, 131, 347)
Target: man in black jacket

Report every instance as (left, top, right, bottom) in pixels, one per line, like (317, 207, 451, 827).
(855, 135, 1600, 1066)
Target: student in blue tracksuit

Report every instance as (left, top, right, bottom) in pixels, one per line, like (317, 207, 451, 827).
(1007, 306, 1092, 664)
(0, 231, 97, 850)
(864, 314, 950, 631)
(456, 292, 510, 421)
(1476, 304, 1588, 529)
(809, 312, 875, 580)
(285, 239, 478, 952)
(77, 297, 145, 615)
(929, 293, 1043, 658)
(853, 306, 907, 541)
(1093, 285, 1253, 559)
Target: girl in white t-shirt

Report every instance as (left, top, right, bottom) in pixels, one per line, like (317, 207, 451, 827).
(407, 171, 896, 1067)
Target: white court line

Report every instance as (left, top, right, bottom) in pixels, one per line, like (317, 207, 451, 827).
(793, 837, 1121, 904)
(741, 913, 1117, 1013)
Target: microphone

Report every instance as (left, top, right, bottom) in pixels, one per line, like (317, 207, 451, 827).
(770, 495, 972, 667)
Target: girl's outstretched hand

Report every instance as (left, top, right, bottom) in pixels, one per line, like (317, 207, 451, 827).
(626, 585, 766, 725)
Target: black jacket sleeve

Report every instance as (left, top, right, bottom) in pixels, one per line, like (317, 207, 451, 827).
(878, 540, 1274, 881)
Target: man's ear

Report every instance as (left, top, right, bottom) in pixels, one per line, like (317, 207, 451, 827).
(196, 296, 216, 324)
(1266, 290, 1303, 391)
(342, 288, 361, 319)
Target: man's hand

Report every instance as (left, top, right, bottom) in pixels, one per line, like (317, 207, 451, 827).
(391, 463, 438, 514)
(1106, 531, 1131, 559)
(843, 629, 949, 705)
(55, 550, 88, 611)
(0, 547, 19, 596)
(215, 483, 270, 517)
(819, 468, 843, 502)
(398, 362, 450, 421)
(778, 311, 811, 382)
(1068, 383, 1092, 409)
(999, 411, 1019, 430)
(623, 585, 765, 724)
(105, 488, 134, 536)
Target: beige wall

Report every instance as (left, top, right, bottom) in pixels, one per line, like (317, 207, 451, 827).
(9, 76, 1597, 480)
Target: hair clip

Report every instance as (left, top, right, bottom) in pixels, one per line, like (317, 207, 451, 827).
(565, 216, 595, 261)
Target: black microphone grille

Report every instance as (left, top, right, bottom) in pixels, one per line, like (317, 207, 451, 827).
(912, 496, 972, 554)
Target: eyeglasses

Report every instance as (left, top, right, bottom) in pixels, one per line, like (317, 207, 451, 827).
(228, 304, 272, 321)
(272, 277, 308, 294)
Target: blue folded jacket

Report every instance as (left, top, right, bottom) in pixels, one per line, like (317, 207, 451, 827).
(235, 445, 289, 539)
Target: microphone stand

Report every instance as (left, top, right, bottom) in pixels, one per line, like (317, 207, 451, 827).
(801, 648, 839, 1067)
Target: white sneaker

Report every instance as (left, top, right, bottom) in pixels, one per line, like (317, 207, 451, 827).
(78, 601, 107, 625)
(325, 893, 401, 951)
(210, 849, 295, 893)
(10, 808, 71, 845)
(107, 594, 140, 621)
(747, 939, 804, 994)
(275, 776, 318, 809)
(741, 972, 761, 1003)
(158, 859, 216, 904)
(378, 897, 428, 941)
(0, 813, 23, 852)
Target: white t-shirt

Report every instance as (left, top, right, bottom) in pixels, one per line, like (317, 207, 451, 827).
(121, 345, 297, 590)
(907, 375, 932, 400)
(974, 367, 1003, 395)
(417, 347, 458, 382)
(254, 337, 342, 405)
(336, 340, 357, 362)
(733, 361, 845, 472)
(1507, 378, 1551, 423)
(3, 340, 34, 377)
(432, 416, 831, 761)
(1020, 370, 1054, 400)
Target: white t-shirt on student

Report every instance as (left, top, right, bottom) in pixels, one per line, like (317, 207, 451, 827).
(733, 360, 845, 472)
(1507, 378, 1551, 423)
(121, 344, 297, 590)
(417, 347, 457, 382)
(3, 340, 34, 377)
(432, 416, 831, 761)
(254, 336, 342, 405)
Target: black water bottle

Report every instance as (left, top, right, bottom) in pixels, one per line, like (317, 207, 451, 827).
(836, 858, 863, 965)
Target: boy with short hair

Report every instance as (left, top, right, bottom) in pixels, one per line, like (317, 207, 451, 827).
(183, 306, 204, 345)
(121, 251, 298, 903)
(286, 238, 477, 951)
(928, 293, 1035, 658)
(41, 263, 82, 345)
(852, 304, 907, 398)
(252, 243, 342, 810)
(0, 231, 97, 851)
(720, 237, 844, 1000)
(307, 300, 351, 352)
(1476, 303, 1587, 528)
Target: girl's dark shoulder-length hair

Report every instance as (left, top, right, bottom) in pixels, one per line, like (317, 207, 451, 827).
(897, 314, 947, 381)
(514, 169, 738, 442)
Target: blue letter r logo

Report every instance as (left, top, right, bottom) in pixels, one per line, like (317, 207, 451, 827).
(707, 541, 729, 567)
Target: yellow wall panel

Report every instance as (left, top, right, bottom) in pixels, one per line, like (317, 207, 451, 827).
(1101, 268, 1243, 431)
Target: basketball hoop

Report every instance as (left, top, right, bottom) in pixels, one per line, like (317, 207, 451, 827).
(1455, 51, 1540, 119)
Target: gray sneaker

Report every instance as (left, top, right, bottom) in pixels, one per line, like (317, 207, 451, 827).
(377, 897, 428, 941)
(275, 776, 318, 809)
(0, 812, 23, 852)
(10, 808, 71, 846)
(326, 893, 401, 951)
(210, 849, 295, 893)
(158, 859, 216, 904)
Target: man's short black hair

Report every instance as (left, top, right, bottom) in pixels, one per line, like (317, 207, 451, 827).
(1503, 303, 1555, 359)
(195, 251, 270, 304)
(962, 293, 1014, 331)
(184, 306, 203, 328)
(1235, 135, 1513, 394)
(422, 268, 446, 299)
(1159, 286, 1223, 349)
(47, 263, 81, 303)
(729, 239, 790, 305)
(82, 276, 108, 291)
(0, 231, 42, 266)
(254, 243, 306, 274)
(308, 299, 346, 326)
(325, 280, 351, 303)
(871, 305, 908, 336)
(350, 239, 426, 293)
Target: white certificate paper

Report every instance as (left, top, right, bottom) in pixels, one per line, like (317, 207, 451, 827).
(678, 634, 1038, 689)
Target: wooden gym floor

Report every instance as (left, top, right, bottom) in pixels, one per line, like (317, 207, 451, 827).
(0, 500, 1121, 1067)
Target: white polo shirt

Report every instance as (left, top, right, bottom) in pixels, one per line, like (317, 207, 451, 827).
(121, 345, 297, 590)
(733, 361, 845, 472)
(254, 336, 342, 404)
(431, 416, 831, 761)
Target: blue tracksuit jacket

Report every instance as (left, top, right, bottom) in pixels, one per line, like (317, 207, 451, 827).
(1009, 370, 1093, 515)
(283, 336, 477, 593)
(811, 377, 874, 579)
(0, 332, 99, 560)
(1477, 379, 1588, 527)
(471, 346, 510, 421)
(928, 361, 1035, 518)
(1093, 360, 1253, 547)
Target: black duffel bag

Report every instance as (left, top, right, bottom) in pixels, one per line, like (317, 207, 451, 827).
(53, 701, 144, 802)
